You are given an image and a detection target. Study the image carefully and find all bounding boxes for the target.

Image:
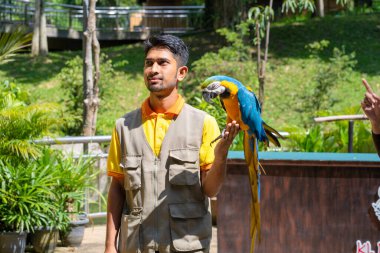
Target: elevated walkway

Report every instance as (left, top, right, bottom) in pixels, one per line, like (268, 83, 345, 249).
(0, 0, 204, 41)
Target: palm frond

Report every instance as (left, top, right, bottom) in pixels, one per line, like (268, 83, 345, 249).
(0, 26, 32, 64)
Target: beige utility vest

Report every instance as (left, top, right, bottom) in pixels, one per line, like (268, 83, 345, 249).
(115, 104, 212, 253)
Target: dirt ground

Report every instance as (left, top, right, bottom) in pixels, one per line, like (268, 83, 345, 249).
(54, 225, 218, 253)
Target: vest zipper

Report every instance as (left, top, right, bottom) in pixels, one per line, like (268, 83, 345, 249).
(154, 157, 159, 250)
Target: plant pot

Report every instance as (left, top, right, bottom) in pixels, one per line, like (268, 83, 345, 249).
(60, 215, 89, 247)
(30, 228, 58, 253)
(0, 231, 27, 253)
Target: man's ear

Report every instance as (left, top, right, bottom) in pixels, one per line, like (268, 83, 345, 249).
(177, 66, 188, 81)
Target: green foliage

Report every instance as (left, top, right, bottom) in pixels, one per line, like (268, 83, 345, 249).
(284, 124, 337, 152)
(189, 27, 255, 88)
(0, 81, 61, 163)
(0, 26, 31, 64)
(59, 54, 116, 135)
(284, 108, 375, 152)
(182, 0, 204, 5)
(0, 160, 63, 232)
(0, 146, 104, 233)
(281, 0, 315, 13)
(247, 5, 274, 44)
(295, 41, 357, 125)
(36, 149, 102, 232)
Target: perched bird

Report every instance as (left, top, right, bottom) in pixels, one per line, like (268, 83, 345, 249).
(201, 75, 282, 252)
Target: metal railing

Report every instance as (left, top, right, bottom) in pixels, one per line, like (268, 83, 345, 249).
(35, 133, 291, 219)
(314, 114, 368, 153)
(0, 0, 205, 34)
(36, 135, 111, 219)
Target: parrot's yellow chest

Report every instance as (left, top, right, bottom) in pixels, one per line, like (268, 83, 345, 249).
(222, 95, 249, 131)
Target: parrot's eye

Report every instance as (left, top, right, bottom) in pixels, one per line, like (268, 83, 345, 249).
(220, 88, 230, 98)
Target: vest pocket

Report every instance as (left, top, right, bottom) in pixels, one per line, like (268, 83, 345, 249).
(169, 149, 199, 186)
(168, 202, 211, 252)
(119, 212, 142, 253)
(122, 155, 142, 190)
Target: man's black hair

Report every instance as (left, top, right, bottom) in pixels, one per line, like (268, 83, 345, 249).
(144, 34, 189, 66)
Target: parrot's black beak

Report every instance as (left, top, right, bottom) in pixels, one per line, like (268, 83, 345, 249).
(202, 82, 226, 104)
(202, 91, 218, 104)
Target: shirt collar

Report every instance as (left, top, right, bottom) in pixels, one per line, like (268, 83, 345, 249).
(141, 94, 185, 119)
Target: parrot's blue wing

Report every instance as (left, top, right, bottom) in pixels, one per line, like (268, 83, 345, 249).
(237, 87, 267, 142)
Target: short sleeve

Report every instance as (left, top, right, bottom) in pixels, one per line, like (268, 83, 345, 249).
(107, 128, 124, 179)
(199, 114, 221, 171)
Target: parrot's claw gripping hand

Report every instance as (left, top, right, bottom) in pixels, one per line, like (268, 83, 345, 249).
(210, 128, 226, 146)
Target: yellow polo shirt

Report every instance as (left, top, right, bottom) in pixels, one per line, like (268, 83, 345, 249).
(107, 95, 220, 179)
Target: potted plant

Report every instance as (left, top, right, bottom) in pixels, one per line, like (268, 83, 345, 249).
(53, 151, 101, 247)
(0, 160, 61, 253)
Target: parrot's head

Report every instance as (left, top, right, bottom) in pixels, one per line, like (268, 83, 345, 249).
(201, 75, 242, 103)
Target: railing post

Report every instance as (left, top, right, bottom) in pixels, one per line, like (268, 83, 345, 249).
(69, 9, 72, 28)
(24, 2, 29, 25)
(348, 120, 354, 153)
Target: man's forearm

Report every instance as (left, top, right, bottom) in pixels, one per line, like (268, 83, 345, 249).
(201, 121, 239, 198)
(105, 178, 125, 250)
(371, 120, 380, 135)
(372, 132, 380, 157)
(202, 156, 228, 198)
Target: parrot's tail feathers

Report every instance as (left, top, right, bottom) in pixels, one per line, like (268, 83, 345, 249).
(263, 122, 282, 138)
(250, 202, 261, 253)
(244, 131, 261, 253)
(259, 162, 266, 175)
(266, 130, 281, 147)
(263, 122, 282, 147)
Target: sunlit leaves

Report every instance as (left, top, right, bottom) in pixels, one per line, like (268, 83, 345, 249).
(282, 0, 315, 14)
(0, 81, 61, 163)
(0, 26, 32, 64)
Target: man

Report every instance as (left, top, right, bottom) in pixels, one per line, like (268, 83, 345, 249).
(361, 78, 380, 156)
(104, 34, 239, 253)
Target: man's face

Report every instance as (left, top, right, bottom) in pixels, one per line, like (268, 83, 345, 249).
(144, 47, 186, 96)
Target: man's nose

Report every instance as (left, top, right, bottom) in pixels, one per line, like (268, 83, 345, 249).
(151, 62, 159, 73)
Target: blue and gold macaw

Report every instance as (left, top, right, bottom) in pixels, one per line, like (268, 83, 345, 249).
(201, 75, 282, 252)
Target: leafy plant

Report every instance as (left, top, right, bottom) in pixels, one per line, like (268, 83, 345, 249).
(295, 41, 357, 125)
(189, 26, 254, 86)
(59, 54, 115, 135)
(55, 153, 99, 218)
(284, 107, 376, 152)
(0, 160, 63, 232)
(0, 26, 31, 64)
(0, 81, 61, 164)
(283, 124, 336, 152)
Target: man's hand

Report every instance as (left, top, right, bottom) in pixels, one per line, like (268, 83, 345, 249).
(214, 121, 240, 160)
(361, 79, 380, 134)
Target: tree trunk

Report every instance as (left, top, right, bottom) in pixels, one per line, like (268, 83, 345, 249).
(31, 0, 48, 56)
(39, 0, 48, 56)
(82, 0, 100, 137)
(317, 0, 325, 17)
(31, 0, 40, 56)
(257, 0, 273, 109)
